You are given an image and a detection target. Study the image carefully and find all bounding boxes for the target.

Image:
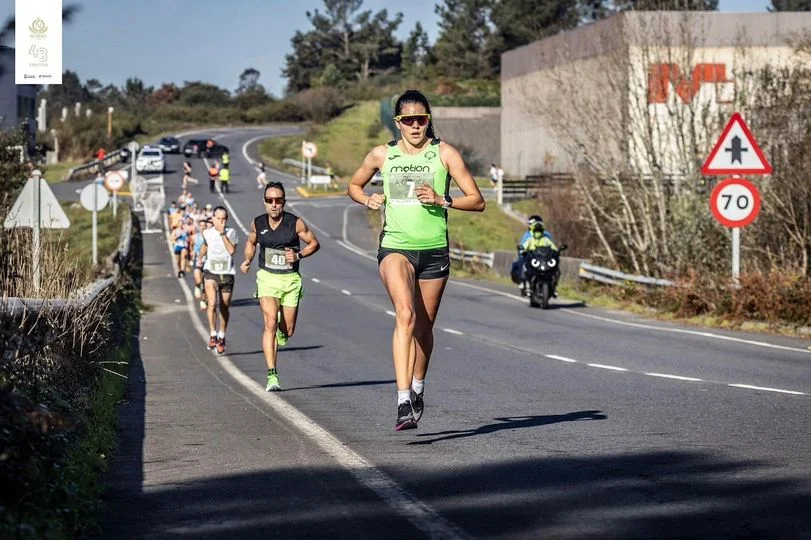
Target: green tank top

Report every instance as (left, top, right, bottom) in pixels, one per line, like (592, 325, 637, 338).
(380, 139, 450, 250)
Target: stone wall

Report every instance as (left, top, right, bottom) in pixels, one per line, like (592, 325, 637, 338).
(431, 107, 501, 177)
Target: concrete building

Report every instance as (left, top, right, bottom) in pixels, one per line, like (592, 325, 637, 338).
(0, 46, 39, 149)
(432, 106, 500, 176)
(500, 11, 811, 179)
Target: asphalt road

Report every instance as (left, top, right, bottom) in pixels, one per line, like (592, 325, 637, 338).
(95, 126, 811, 539)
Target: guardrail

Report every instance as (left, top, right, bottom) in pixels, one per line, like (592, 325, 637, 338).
(282, 158, 330, 175)
(0, 210, 134, 318)
(449, 247, 495, 268)
(578, 262, 675, 287)
(66, 148, 128, 181)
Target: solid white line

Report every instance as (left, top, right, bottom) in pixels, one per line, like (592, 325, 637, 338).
(386, 310, 396, 317)
(545, 354, 578, 363)
(645, 372, 703, 382)
(587, 363, 628, 372)
(341, 289, 352, 296)
(342, 204, 377, 259)
(442, 328, 464, 335)
(241, 134, 266, 170)
(286, 201, 332, 238)
(728, 384, 805, 395)
(311, 277, 321, 283)
(337, 239, 376, 261)
(162, 222, 463, 540)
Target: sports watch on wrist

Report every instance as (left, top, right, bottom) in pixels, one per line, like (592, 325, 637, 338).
(441, 194, 453, 208)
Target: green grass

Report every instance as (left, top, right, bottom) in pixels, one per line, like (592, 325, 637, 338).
(258, 101, 390, 179)
(42, 160, 83, 184)
(511, 198, 550, 220)
(448, 202, 525, 252)
(49, 202, 127, 268)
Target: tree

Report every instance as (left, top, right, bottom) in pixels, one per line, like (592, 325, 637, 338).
(149, 83, 181, 106)
(39, 70, 90, 117)
(237, 68, 263, 94)
(402, 22, 433, 77)
(433, 0, 498, 79)
(769, 0, 811, 10)
(178, 81, 231, 106)
(491, 0, 581, 51)
(282, 0, 402, 92)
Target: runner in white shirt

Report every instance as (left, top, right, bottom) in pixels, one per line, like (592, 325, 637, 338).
(197, 206, 238, 354)
(256, 164, 267, 190)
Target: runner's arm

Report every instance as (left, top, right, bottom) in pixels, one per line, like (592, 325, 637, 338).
(347, 145, 386, 206)
(295, 218, 320, 259)
(240, 222, 257, 272)
(440, 142, 485, 212)
(197, 242, 207, 267)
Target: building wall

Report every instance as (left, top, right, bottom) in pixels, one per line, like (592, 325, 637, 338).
(431, 107, 501, 176)
(0, 47, 39, 148)
(501, 11, 811, 178)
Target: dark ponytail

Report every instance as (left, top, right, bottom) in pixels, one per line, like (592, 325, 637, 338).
(395, 89, 436, 140)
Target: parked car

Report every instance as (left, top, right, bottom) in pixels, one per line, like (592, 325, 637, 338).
(157, 136, 181, 154)
(135, 146, 165, 173)
(119, 147, 130, 163)
(370, 170, 383, 185)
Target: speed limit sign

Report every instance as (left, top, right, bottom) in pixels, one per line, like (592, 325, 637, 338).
(302, 141, 318, 159)
(104, 170, 126, 192)
(710, 177, 761, 228)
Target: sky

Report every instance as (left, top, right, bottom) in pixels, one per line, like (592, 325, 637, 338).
(2, 0, 773, 97)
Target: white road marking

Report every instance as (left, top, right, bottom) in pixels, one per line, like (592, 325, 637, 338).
(341, 289, 352, 296)
(545, 354, 578, 363)
(311, 278, 321, 283)
(161, 217, 464, 540)
(587, 363, 629, 372)
(386, 310, 396, 317)
(728, 384, 805, 395)
(645, 373, 703, 382)
(341, 204, 377, 259)
(442, 328, 464, 335)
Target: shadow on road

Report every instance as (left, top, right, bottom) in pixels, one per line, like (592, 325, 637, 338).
(284, 378, 395, 392)
(409, 410, 606, 445)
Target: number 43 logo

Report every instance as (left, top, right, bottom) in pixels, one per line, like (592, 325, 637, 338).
(28, 44, 48, 63)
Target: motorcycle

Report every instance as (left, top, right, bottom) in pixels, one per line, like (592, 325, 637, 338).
(512, 243, 567, 309)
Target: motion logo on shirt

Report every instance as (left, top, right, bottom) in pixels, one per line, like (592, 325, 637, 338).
(390, 164, 430, 173)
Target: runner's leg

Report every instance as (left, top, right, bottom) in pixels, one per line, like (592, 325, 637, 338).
(413, 276, 448, 381)
(204, 279, 219, 334)
(379, 254, 417, 392)
(260, 296, 281, 370)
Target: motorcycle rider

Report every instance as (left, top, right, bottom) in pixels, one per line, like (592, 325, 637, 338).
(519, 216, 557, 296)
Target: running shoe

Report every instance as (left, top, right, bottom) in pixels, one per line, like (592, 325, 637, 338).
(194, 285, 202, 299)
(411, 390, 424, 422)
(266, 370, 281, 392)
(199, 299, 207, 311)
(395, 401, 417, 431)
(276, 329, 288, 347)
(207, 335, 217, 350)
(216, 337, 225, 355)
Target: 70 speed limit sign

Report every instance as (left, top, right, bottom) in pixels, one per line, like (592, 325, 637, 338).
(710, 177, 761, 228)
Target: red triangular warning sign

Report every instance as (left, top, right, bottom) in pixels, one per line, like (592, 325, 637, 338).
(702, 113, 772, 175)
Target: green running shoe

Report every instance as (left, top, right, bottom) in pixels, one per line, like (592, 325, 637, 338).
(276, 328, 288, 347)
(266, 369, 281, 392)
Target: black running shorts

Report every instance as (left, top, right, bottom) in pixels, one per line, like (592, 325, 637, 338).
(377, 247, 450, 280)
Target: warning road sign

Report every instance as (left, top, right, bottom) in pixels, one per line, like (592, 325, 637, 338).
(710, 177, 761, 228)
(702, 113, 772, 175)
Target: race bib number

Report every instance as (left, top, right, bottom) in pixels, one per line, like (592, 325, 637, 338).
(264, 248, 292, 270)
(388, 171, 434, 206)
(210, 260, 229, 273)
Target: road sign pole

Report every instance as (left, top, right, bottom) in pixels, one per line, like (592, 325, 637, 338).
(32, 173, 41, 292)
(301, 142, 305, 184)
(307, 157, 312, 185)
(113, 191, 117, 219)
(92, 181, 98, 266)
(732, 227, 740, 284)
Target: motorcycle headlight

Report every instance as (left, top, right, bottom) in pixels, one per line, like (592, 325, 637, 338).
(548, 259, 557, 267)
(531, 258, 540, 268)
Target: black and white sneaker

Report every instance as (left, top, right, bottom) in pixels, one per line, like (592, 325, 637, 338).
(395, 401, 417, 431)
(411, 390, 424, 422)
